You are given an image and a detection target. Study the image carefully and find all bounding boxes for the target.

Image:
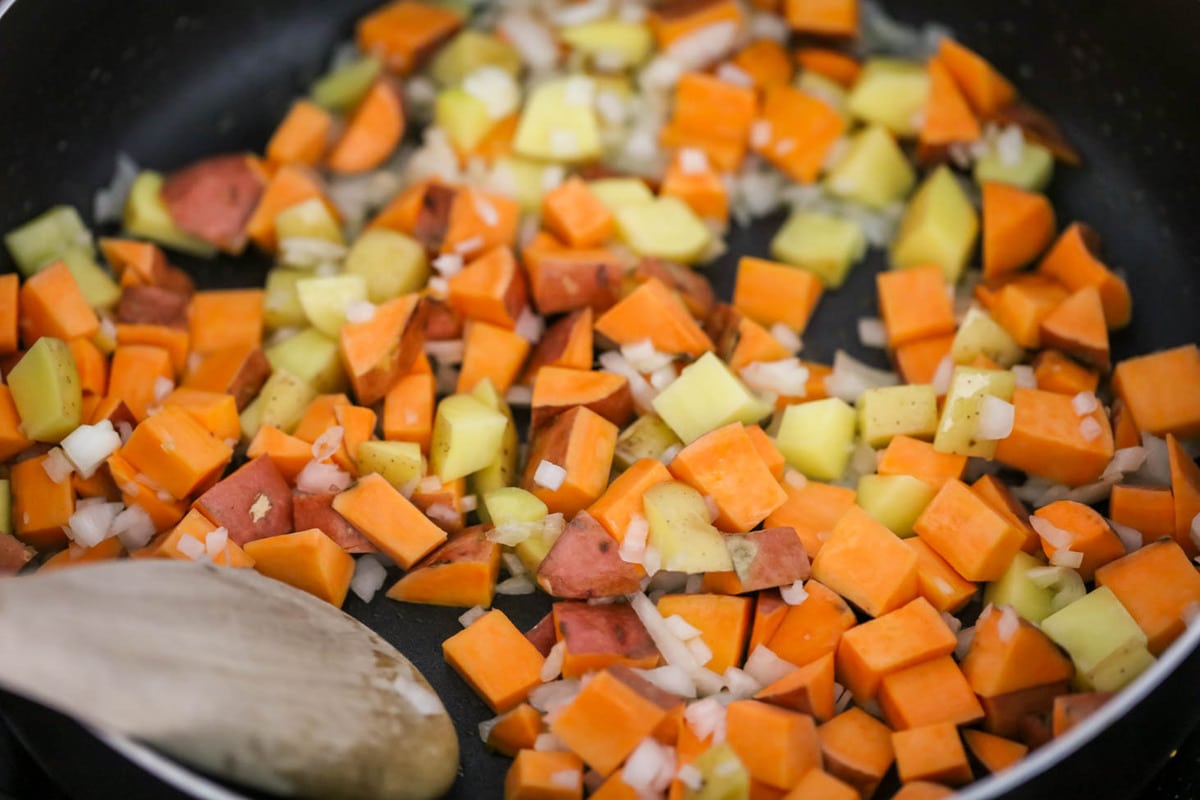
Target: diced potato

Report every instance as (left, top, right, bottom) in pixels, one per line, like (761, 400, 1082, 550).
(514, 77, 603, 163)
(643, 481, 734, 574)
(263, 268, 309, 330)
(4, 205, 91, 276)
(240, 369, 316, 438)
(775, 398, 858, 481)
(974, 141, 1054, 192)
(951, 307, 1024, 367)
(343, 229, 429, 303)
(615, 414, 682, 470)
(588, 177, 655, 213)
(652, 352, 772, 444)
(275, 197, 344, 245)
(430, 30, 521, 86)
(295, 274, 369, 337)
(846, 58, 931, 137)
(890, 165, 979, 283)
(7, 337, 82, 443)
(825, 125, 916, 209)
(514, 524, 562, 576)
(1041, 587, 1155, 692)
(560, 20, 653, 69)
(430, 393, 509, 482)
(310, 55, 382, 112)
(770, 210, 866, 289)
(60, 249, 121, 309)
(0, 480, 10, 536)
(265, 327, 347, 394)
(122, 171, 217, 257)
(483, 487, 548, 527)
(985, 552, 1084, 624)
(435, 87, 497, 152)
(856, 474, 936, 537)
(356, 440, 425, 490)
(687, 743, 750, 800)
(857, 384, 940, 448)
(933, 367, 1017, 458)
(468, 380, 520, 512)
(615, 196, 712, 264)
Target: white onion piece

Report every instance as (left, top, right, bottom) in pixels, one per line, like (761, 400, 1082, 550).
(780, 580, 809, 606)
(41, 447, 75, 484)
(666, 20, 738, 69)
(1049, 548, 1084, 569)
(954, 626, 976, 660)
(996, 606, 1020, 642)
(549, 770, 581, 791)
(350, 555, 388, 603)
(1079, 417, 1103, 442)
(515, 306, 545, 343)
(740, 358, 810, 398)
(541, 641, 566, 683)
(534, 733, 571, 752)
(296, 460, 353, 494)
(687, 637, 714, 667)
(424, 338, 465, 364)
(1191, 512, 1200, 553)
(111, 505, 156, 550)
(635, 665, 698, 699)
(497, 13, 558, 70)
(344, 301, 376, 324)
(623, 737, 676, 796)
(743, 645, 798, 687)
(205, 528, 229, 560)
(311, 425, 345, 462)
(1012, 364, 1037, 389)
(977, 395, 1016, 440)
(677, 763, 704, 791)
(629, 592, 724, 695)
(488, 520, 540, 547)
(665, 614, 703, 642)
(931, 355, 955, 396)
(1135, 432, 1172, 485)
(1071, 392, 1099, 416)
(496, 575, 536, 595)
(722, 667, 763, 699)
(857, 317, 888, 349)
(432, 253, 463, 277)
(1031, 515, 1074, 549)
(940, 611, 963, 634)
(684, 697, 727, 743)
(1101, 446, 1148, 481)
(458, 605, 487, 628)
(177, 534, 205, 561)
(826, 350, 899, 403)
(65, 501, 123, 548)
(1063, 478, 1118, 506)
(60, 420, 122, 478)
(622, 338, 675, 374)
(769, 322, 802, 353)
(599, 350, 658, 412)
(533, 460, 568, 491)
(1109, 519, 1143, 554)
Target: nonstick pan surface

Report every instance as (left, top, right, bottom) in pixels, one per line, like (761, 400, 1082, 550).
(1, 0, 1198, 797)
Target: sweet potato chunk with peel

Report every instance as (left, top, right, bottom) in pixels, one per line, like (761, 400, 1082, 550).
(339, 293, 426, 405)
(724, 527, 811, 592)
(387, 526, 500, 608)
(531, 367, 633, 431)
(523, 244, 623, 316)
(183, 345, 271, 411)
(292, 491, 377, 553)
(194, 455, 293, 546)
(333, 473, 446, 568)
(962, 729, 1028, 775)
(523, 308, 593, 379)
(0, 534, 34, 576)
(536, 511, 643, 599)
(552, 602, 660, 679)
(726, 700, 822, 790)
(994, 388, 1114, 487)
(1168, 433, 1200, 557)
(818, 708, 895, 799)
(962, 608, 1074, 698)
(1039, 286, 1110, 370)
(1051, 692, 1114, 737)
(756, 652, 834, 721)
(979, 680, 1069, 739)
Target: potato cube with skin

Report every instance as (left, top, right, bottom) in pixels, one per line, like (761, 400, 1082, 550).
(857, 474, 937, 538)
(342, 229, 429, 303)
(587, 178, 654, 213)
(775, 398, 858, 481)
(652, 352, 772, 445)
(952, 307, 1024, 368)
(239, 369, 318, 439)
(561, 20, 653, 69)
(857, 384, 940, 448)
(6, 336, 82, 443)
(643, 481, 734, 574)
(890, 166, 980, 283)
(193, 455, 293, 546)
(770, 210, 866, 289)
(847, 59, 931, 137)
(295, 274, 368, 337)
(933, 367, 1017, 458)
(266, 328, 346, 394)
(430, 393, 509, 482)
(975, 140, 1054, 192)
(514, 77, 603, 164)
(434, 87, 496, 152)
(614, 196, 712, 264)
(1041, 587, 1156, 692)
(430, 30, 520, 86)
(355, 440, 425, 491)
(825, 125, 917, 209)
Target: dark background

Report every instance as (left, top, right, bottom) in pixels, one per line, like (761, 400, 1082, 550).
(0, 0, 1199, 797)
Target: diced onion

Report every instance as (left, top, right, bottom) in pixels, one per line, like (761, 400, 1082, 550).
(684, 697, 727, 743)
(1049, 548, 1084, 569)
(296, 460, 353, 494)
(424, 338, 465, 364)
(458, 605, 487, 628)
(996, 606, 1020, 642)
(721, 666, 763, 699)
(629, 592, 724, 695)
(743, 645, 797, 687)
(425, 502, 458, 529)
(1101, 446, 1148, 481)
(515, 306, 545, 343)
(780, 580, 808, 606)
(932, 355, 955, 395)
(66, 501, 122, 548)
(111, 504, 156, 550)
(641, 545, 662, 576)
(750, 120, 773, 149)
(1079, 417, 1103, 442)
(1030, 515, 1074, 549)
(623, 737, 676, 795)
(1109, 519, 1143, 554)
(496, 575, 536, 595)
(41, 447, 75, 483)
(1072, 391, 1100, 416)
(205, 527, 229, 559)
(687, 637, 714, 667)
(454, 235, 485, 256)
(344, 301, 376, 324)
(497, 13, 558, 71)
(619, 514, 650, 564)
(311, 425, 345, 462)
(1012, 364, 1037, 389)
(1137, 432, 1173, 484)
(857, 317, 888, 349)
(635, 665, 698, 699)
(622, 339, 675, 374)
(826, 350, 899, 403)
(599, 351, 658, 412)
(996, 125, 1025, 166)
(954, 626, 976, 660)
(541, 641, 566, 683)
(1190, 512, 1200, 553)
(61, 420, 122, 478)
(665, 614, 703, 642)
(666, 20, 739, 69)
(940, 611, 962, 634)
(432, 253, 463, 277)
(549, 770, 581, 791)
(350, 555, 388, 603)
(740, 358, 810, 398)
(529, 680, 581, 714)
(177, 533, 205, 560)
(769, 322, 802, 353)
(715, 62, 754, 88)
(677, 763, 704, 791)
(534, 733, 570, 752)
(977, 395, 1015, 440)
(679, 147, 710, 175)
(533, 460, 568, 491)
(502, 553, 526, 577)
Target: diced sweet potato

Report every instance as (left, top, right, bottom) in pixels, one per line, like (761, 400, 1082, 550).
(161, 154, 264, 254)
(388, 526, 500, 608)
(553, 602, 660, 678)
(116, 285, 190, 328)
(536, 511, 643, 599)
(193, 455, 293, 546)
(292, 491, 378, 554)
(724, 527, 811, 592)
(184, 345, 271, 411)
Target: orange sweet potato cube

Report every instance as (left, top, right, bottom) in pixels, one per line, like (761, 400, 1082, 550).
(443, 609, 545, 713)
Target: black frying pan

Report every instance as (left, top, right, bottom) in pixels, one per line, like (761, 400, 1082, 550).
(1, 0, 1199, 798)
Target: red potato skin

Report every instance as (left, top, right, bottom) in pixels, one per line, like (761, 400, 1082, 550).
(161, 154, 265, 254)
(423, 297, 464, 341)
(524, 309, 589, 379)
(116, 285, 190, 329)
(1052, 692, 1114, 738)
(528, 254, 623, 315)
(704, 303, 745, 363)
(725, 526, 812, 592)
(193, 455, 293, 546)
(525, 612, 558, 657)
(530, 383, 634, 432)
(553, 601, 659, 663)
(536, 511, 643, 599)
(0, 534, 34, 575)
(412, 183, 457, 254)
(292, 491, 378, 554)
(184, 346, 272, 411)
(980, 680, 1070, 739)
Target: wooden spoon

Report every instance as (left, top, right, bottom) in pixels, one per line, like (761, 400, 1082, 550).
(0, 560, 459, 799)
